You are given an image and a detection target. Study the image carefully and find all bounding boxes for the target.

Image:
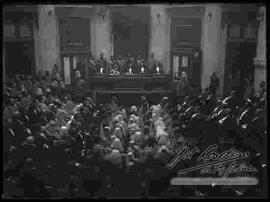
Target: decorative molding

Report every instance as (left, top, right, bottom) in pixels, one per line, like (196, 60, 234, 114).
(167, 6, 205, 18)
(60, 49, 91, 55)
(55, 6, 94, 19)
(56, 5, 93, 8)
(4, 5, 38, 13)
(4, 37, 33, 42)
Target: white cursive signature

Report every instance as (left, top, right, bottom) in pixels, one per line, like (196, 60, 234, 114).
(167, 144, 257, 177)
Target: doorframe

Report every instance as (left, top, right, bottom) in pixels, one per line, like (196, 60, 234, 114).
(170, 16, 203, 81)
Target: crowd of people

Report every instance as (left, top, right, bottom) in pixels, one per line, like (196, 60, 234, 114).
(2, 70, 267, 198)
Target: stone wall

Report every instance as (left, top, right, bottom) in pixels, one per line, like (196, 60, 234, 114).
(149, 5, 170, 74)
(91, 7, 112, 60)
(34, 5, 61, 74)
(254, 6, 266, 93)
(201, 4, 226, 94)
(32, 4, 229, 94)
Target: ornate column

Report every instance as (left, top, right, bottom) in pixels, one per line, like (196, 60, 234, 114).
(201, 4, 226, 96)
(254, 6, 266, 93)
(91, 6, 112, 60)
(34, 5, 61, 74)
(149, 5, 170, 74)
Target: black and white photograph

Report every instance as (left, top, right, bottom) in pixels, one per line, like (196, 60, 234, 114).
(2, 3, 268, 199)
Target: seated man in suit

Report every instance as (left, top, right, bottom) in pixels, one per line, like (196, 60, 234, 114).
(130, 56, 138, 73)
(74, 71, 87, 103)
(153, 61, 164, 74)
(116, 54, 125, 74)
(88, 54, 97, 76)
(97, 53, 108, 75)
(148, 52, 156, 74)
(108, 56, 115, 71)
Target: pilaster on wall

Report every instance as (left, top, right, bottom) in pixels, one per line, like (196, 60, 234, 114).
(201, 4, 226, 95)
(3, 47, 6, 83)
(34, 5, 60, 74)
(254, 6, 266, 93)
(91, 7, 112, 60)
(217, 22, 227, 96)
(149, 5, 170, 74)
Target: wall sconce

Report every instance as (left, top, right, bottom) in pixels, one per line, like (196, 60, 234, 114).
(98, 6, 107, 21)
(208, 13, 212, 22)
(157, 13, 161, 23)
(33, 14, 39, 29)
(101, 13, 105, 20)
(47, 7, 54, 16)
(97, 11, 106, 21)
(257, 7, 264, 22)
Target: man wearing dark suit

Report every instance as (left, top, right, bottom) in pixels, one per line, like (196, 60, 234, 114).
(97, 53, 108, 74)
(210, 72, 219, 96)
(88, 55, 97, 76)
(148, 53, 156, 74)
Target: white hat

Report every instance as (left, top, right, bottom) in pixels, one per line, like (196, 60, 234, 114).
(60, 126, 68, 135)
(130, 106, 137, 112)
(75, 71, 81, 78)
(37, 88, 43, 95)
(161, 145, 167, 151)
(135, 131, 142, 136)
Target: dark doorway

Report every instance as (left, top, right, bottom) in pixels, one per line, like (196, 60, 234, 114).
(4, 41, 35, 78)
(111, 6, 150, 58)
(234, 42, 256, 80)
(171, 17, 202, 91)
(223, 41, 256, 94)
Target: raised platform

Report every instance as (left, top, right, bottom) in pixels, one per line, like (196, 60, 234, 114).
(87, 75, 171, 91)
(94, 89, 172, 106)
(65, 75, 174, 106)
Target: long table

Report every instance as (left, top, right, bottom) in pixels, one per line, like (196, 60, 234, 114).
(86, 75, 173, 106)
(87, 75, 171, 91)
(64, 75, 173, 105)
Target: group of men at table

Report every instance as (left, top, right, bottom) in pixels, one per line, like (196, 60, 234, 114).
(85, 52, 164, 76)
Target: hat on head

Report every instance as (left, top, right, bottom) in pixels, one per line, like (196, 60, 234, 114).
(93, 144, 104, 154)
(25, 136, 35, 144)
(37, 88, 43, 95)
(161, 145, 167, 151)
(111, 138, 123, 151)
(104, 126, 111, 131)
(130, 105, 138, 113)
(255, 108, 264, 117)
(60, 126, 68, 136)
(128, 123, 140, 131)
(130, 133, 144, 146)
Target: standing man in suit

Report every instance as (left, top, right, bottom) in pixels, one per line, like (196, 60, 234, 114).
(210, 72, 220, 96)
(97, 53, 108, 74)
(177, 71, 189, 101)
